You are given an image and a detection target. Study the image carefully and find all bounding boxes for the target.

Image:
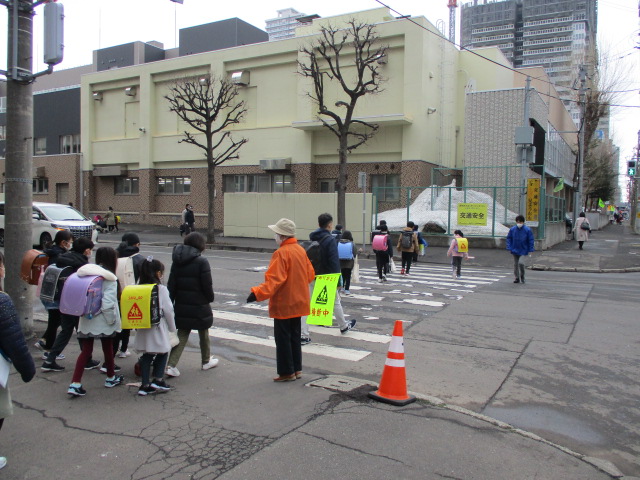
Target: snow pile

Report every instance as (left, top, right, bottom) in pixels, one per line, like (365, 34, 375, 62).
(375, 181, 518, 236)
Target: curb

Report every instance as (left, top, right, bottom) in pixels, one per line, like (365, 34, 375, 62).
(310, 375, 626, 479)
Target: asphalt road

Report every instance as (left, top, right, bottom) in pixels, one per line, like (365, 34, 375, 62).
(10, 244, 639, 479)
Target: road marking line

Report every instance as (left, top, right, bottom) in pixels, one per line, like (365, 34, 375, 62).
(208, 326, 371, 361)
(395, 298, 446, 307)
(212, 310, 391, 344)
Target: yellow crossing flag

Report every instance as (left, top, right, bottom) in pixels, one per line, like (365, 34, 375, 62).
(598, 198, 605, 208)
(120, 284, 155, 329)
(307, 274, 340, 326)
(553, 177, 564, 192)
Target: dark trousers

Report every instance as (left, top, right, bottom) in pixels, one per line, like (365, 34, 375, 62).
(113, 329, 131, 353)
(72, 338, 114, 383)
(401, 251, 414, 273)
(139, 353, 169, 386)
(274, 317, 302, 376)
(376, 251, 389, 279)
(45, 314, 81, 363)
(451, 256, 463, 276)
(185, 222, 195, 234)
(42, 309, 62, 349)
(341, 267, 352, 290)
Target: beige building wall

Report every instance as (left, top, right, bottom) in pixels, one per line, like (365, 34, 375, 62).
(80, 7, 550, 229)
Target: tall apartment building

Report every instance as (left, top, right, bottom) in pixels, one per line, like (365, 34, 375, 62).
(461, 0, 598, 125)
(265, 8, 306, 40)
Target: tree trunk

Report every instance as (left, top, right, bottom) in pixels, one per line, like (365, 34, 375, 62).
(337, 136, 349, 226)
(206, 163, 216, 244)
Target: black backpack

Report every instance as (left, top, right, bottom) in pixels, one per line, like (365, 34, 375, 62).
(39, 265, 74, 303)
(302, 240, 322, 275)
(401, 231, 413, 249)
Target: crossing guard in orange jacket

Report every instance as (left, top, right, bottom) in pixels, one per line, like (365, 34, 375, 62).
(247, 218, 315, 382)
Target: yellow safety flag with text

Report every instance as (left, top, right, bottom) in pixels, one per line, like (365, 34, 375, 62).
(307, 274, 340, 326)
(120, 284, 154, 329)
(456, 238, 469, 253)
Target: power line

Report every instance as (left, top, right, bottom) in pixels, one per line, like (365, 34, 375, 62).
(372, 0, 640, 110)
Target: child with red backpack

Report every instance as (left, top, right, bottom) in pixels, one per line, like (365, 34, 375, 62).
(67, 247, 123, 397)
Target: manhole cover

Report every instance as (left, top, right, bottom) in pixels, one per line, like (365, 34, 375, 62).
(307, 375, 373, 392)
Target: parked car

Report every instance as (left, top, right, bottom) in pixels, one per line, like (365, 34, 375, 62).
(0, 201, 97, 248)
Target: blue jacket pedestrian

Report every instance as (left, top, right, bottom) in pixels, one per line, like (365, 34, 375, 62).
(506, 215, 534, 283)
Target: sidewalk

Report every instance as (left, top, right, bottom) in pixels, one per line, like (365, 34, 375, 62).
(99, 222, 640, 273)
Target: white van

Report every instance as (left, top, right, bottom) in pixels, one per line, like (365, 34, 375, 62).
(0, 201, 98, 248)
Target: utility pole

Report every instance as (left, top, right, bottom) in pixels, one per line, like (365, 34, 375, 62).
(631, 129, 639, 232)
(2, 0, 64, 334)
(518, 76, 531, 215)
(572, 65, 587, 231)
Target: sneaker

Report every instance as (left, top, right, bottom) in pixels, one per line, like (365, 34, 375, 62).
(104, 374, 124, 388)
(400, 268, 405, 275)
(99, 364, 122, 374)
(202, 357, 219, 370)
(378, 278, 384, 283)
(138, 385, 156, 396)
(34, 340, 46, 351)
(382, 275, 387, 282)
(0, 456, 6, 470)
(84, 359, 100, 370)
(117, 350, 131, 358)
(456, 275, 461, 279)
(165, 366, 181, 377)
(41, 361, 65, 372)
(520, 277, 525, 284)
(340, 319, 357, 334)
(41, 353, 65, 360)
(513, 278, 520, 283)
(344, 290, 350, 295)
(150, 379, 172, 392)
(273, 374, 296, 382)
(300, 336, 311, 345)
(67, 384, 86, 397)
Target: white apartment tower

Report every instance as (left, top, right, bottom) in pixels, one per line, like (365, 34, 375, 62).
(265, 8, 306, 41)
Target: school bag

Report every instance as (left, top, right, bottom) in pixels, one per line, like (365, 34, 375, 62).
(120, 284, 161, 329)
(401, 231, 414, 249)
(20, 249, 49, 285)
(456, 238, 469, 253)
(116, 256, 137, 287)
(39, 265, 74, 304)
(372, 234, 388, 252)
(338, 241, 354, 260)
(302, 240, 322, 275)
(59, 274, 104, 319)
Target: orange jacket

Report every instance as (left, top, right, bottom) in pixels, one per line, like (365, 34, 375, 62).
(251, 237, 315, 319)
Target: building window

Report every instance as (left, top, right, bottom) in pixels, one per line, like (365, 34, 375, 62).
(371, 174, 400, 202)
(34, 137, 47, 155)
(33, 178, 49, 194)
(0, 125, 6, 140)
(0, 97, 6, 114)
(115, 177, 139, 195)
(318, 179, 337, 193)
(60, 134, 81, 153)
(224, 174, 293, 193)
(157, 176, 191, 194)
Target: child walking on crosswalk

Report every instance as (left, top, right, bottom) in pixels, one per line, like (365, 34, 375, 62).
(447, 230, 469, 279)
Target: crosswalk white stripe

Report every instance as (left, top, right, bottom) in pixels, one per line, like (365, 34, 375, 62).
(358, 273, 480, 289)
(209, 326, 371, 361)
(359, 267, 502, 283)
(395, 298, 446, 307)
(212, 310, 391, 344)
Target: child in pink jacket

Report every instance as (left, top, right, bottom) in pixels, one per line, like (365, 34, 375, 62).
(447, 230, 469, 279)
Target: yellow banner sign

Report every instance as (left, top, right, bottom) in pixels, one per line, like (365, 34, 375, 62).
(120, 284, 154, 329)
(457, 203, 488, 226)
(307, 274, 340, 326)
(526, 178, 540, 226)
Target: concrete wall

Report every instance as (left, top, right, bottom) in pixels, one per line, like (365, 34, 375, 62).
(224, 192, 373, 243)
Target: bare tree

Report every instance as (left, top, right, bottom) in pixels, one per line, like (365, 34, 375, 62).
(298, 20, 387, 226)
(165, 74, 248, 243)
(583, 140, 618, 207)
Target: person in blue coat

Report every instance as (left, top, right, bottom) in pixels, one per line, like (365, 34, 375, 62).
(506, 214, 535, 284)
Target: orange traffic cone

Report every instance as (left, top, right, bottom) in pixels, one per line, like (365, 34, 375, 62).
(368, 320, 416, 406)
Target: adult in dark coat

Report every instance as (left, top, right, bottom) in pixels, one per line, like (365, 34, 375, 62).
(42, 237, 97, 372)
(0, 291, 36, 471)
(166, 232, 217, 376)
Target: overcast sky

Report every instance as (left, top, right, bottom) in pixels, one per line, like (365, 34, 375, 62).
(1, 0, 638, 176)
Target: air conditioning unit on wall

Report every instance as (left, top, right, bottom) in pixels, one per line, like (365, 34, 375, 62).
(259, 158, 291, 171)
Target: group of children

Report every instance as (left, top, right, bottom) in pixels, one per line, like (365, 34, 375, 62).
(35, 231, 176, 397)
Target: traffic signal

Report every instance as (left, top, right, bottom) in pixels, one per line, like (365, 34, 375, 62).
(629, 161, 637, 176)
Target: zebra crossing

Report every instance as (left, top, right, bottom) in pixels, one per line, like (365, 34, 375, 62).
(208, 263, 506, 363)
